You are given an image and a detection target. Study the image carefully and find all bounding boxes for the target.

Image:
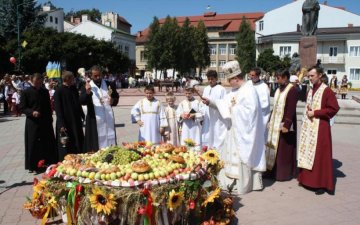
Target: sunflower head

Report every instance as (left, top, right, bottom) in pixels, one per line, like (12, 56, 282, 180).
(202, 187, 221, 207)
(202, 150, 219, 165)
(89, 187, 117, 215)
(184, 138, 196, 147)
(167, 190, 184, 211)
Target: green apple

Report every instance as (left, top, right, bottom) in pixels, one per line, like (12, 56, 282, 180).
(131, 172, 138, 180)
(154, 172, 160, 178)
(110, 173, 117, 180)
(116, 172, 121, 177)
(100, 174, 106, 180)
(105, 174, 111, 180)
(144, 173, 149, 180)
(159, 171, 165, 177)
(138, 174, 144, 181)
(149, 172, 154, 180)
(76, 170, 82, 177)
(126, 168, 133, 174)
(95, 173, 101, 180)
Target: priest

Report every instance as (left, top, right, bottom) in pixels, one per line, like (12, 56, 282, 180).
(201, 70, 227, 149)
(19, 73, 58, 172)
(80, 66, 119, 152)
(215, 61, 266, 194)
(266, 69, 298, 181)
(54, 71, 85, 160)
(298, 66, 340, 195)
(249, 67, 270, 139)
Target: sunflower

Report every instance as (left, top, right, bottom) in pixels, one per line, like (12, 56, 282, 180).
(167, 190, 184, 211)
(89, 187, 117, 215)
(184, 138, 196, 147)
(33, 180, 47, 193)
(202, 187, 221, 207)
(202, 150, 219, 165)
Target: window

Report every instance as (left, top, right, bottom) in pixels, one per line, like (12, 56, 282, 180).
(349, 46, 360, 57)
(49, 16, 53, 23)
(219, 60, 226, 67)
(350, 68, 360, 81)
(210, 61, 217, 67)
(124, 46, 129, 56)
(55, 17, 58, 24)
(219, 72, 225, 79)
(229, 44, 236, 55)
(119, 44, 123, 52)
(329, 47, 338, 57)
(210, 45, 217, 55)
(140, 51, 147, 61)
(259, 21, 264, 31)
(327, 70, 337, 75)
(219, 44, 226, 55)
(279, 46, 291, 57)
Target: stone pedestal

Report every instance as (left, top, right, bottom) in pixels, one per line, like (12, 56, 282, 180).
(299, 36, 317, 69)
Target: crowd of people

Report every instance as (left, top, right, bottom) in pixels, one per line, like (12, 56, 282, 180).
(0, 61, 340, 197)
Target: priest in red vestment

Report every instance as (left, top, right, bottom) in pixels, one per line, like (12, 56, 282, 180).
(266, 69, 298, 181)
(298, 66, 340, 195)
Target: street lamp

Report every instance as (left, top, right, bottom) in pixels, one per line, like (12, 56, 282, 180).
(17, 2, 32, 71)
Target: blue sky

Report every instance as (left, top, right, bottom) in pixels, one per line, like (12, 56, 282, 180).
(38, 0, 360, 34)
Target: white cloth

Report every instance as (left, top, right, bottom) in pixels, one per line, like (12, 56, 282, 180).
(164, 105, 180, 146)
(131, 98, 167, 144)
(201, 85, 227, 149)
(216, 81, 266, 194)
(12, 92, 20, 104)
(251, 80, 270, 139)
(90, 80, 116, 148)
(177, 98, 203, 149)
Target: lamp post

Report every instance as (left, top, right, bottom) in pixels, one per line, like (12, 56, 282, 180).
(17, 2, 31, 71)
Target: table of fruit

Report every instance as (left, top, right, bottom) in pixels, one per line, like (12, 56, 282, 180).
(23, 141, 235, 225)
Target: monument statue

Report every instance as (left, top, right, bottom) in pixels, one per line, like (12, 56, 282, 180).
(301, 0, 320, 36)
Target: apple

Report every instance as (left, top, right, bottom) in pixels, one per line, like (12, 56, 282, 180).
(159, 171, 165, 177)
(95, 173, 101, 180)
(89, 172, 96, 180)
(76, 170, 82, 177)
(124, 173, 130, 181)
(131, 172, 138, 180)
(116, 172, 121, 177)
(105, 174, 111, 180)
(154, 172, 160, 178)
(101, 174, 106, 180)
(110, 173, 117, 180)
(144, 174, 149, 180)
(149, 172, 154, 180)
(126, 168, 133, 174)
(138, 174, 144, 181)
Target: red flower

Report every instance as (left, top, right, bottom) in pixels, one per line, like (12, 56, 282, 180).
(33, 178, 39, 186)
(189, 199, 195, 209)
(76, 184, 83, 193)
(201, 146, 208, 152)
(37, 160, 45, 168)
(137, 207, 146, 215)
(48, 168, 57, 177)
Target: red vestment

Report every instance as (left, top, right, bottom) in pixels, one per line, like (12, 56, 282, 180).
(298, 83, 340, 192)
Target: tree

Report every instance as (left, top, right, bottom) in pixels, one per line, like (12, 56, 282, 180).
(145, 17, 162, 77)
(0, 0, 45, 40)
(65, 8, 101, 22)
(176, 17, 196, 76)
(236, 17, 256, 73)
(257, 48, 282, 73)
(193, 20, 210, 77)
(4, 27, 130, 74)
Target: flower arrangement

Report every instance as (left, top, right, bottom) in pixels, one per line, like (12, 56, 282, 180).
(184, 138, 196, 147)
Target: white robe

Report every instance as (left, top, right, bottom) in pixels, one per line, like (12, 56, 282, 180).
(131, 98, 167, 144)
(164, 105, 180, 146)
(201, 85, 227, 149)
(90, 80, 116, 148)
(176, 98, 203, 149)
(216, 81, 266, 194)
(252, 80, 270, 142)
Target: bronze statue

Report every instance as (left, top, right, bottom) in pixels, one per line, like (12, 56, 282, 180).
(301, 0, 320, 36)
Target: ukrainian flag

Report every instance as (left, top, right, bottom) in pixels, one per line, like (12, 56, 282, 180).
(46, 61, 61, 78)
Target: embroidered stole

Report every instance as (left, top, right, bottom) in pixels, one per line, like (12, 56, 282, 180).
(140, 99, 160, 114)
(266, 83, 293, 170)
(298, 83, 327, 170)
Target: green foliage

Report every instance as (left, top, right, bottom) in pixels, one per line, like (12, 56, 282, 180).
(193, 20, 210, 76)
(145, 17, 161, 73)
(176, 17, 196, 75)
(65, 8, 102, 22)
(0, 0, 45, 40)
(257, 48, 291, 73)
(3, 27, 130, 74)
(236, 17, 256, 73)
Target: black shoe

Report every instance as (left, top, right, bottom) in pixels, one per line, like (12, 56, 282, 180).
(315, 189, 326, 195)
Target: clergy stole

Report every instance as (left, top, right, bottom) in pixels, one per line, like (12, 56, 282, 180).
(90, 80, 116, 148)
(266, 83, 293, 170)
(164, 106, 179, 146)
(298, 83, 327, 170)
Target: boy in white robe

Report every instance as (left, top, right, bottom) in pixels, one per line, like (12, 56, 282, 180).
(214, 61, 266, 195)
(201, 70, 227, 149)
(161, 92, 180, 146)
(131, 86, 167, 144)
(176, 87, 204, 149)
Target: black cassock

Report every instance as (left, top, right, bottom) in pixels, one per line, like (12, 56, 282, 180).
(54, 85, 85, 161)
(80, 80, 119, 152)
(19, 86, 58, 171)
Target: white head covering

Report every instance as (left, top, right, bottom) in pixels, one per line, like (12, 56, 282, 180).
(290, 75, 299, 83)
(222, 61, 242, 80)
(77, 68, 85, 77)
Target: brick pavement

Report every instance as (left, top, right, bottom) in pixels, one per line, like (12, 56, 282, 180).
(0, 93, 359, 224)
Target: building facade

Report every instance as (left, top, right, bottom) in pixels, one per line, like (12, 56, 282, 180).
(258, 27, 360, 87)
(136, 12, 263, 79)
(41, 2, 64, 32)
(69, 15, 136, 61)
